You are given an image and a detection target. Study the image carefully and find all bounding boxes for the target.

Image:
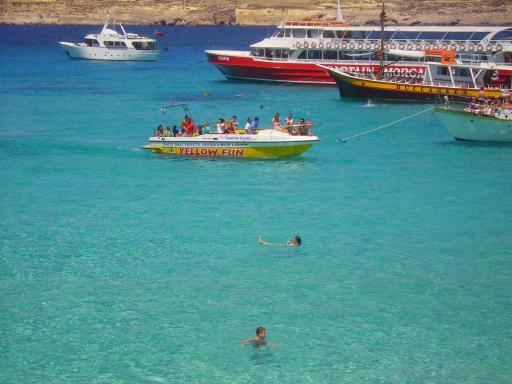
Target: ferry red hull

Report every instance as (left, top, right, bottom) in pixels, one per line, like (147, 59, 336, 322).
(206, 50, 426, 85)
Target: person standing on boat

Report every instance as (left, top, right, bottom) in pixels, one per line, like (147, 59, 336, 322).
(172, 125, 180, 137)
(231, 115, 239, 129)
(285, 114, 294, 125)
(272, 113, 281, 128)
(216, 118, 225, 134)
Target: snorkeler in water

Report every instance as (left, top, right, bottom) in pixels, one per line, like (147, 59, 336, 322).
(241, 327, 267, 347)
(258, 235, 302, 247)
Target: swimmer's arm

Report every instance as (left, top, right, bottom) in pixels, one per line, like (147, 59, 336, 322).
(240, 337, 256, 346)
(258, 236, 290, 247)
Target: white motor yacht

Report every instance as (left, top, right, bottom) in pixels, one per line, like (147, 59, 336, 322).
(59, 15, 160, 61)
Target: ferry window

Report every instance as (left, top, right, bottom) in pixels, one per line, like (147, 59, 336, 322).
(293, 29, 306, 38)
(383, 31, 395, 39)
(394, 31, 421, 40)
(307, 50, 322, 60)
(468, 32, 488, 41)
(284, 29, 291, 37)
(323, 30, 335, 38)
(336, 31, 349, 39)
(105, 41, 113, 47)
(251, 49, 264, 56)
(323, 50, 338, 60)
(307, 29, 320, 38)
(367, 31, 381, 39)
(298, 50, 307, 59)
(455, 68, 470, 77)
(444, 32, 473, 40)
(417, 32, 446, 40)
(339, 51, 352, 60)
(350, 30, 367, 39)
(437, 67, 449, 76)
(490, 30, 512, 41)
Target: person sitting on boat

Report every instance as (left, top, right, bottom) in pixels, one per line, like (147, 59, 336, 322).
(251, 117, 260, 131)
(501, 88, 510, 103)
(285, 114, 294, 125)
(163, 126, 172, 137)
(172, 125, 180, 137)
(272, 112, 281, 128)
(202, 121, 211, 134)
(155, 125, 164, 137)
(224, 120, 236, 134)
(180, 116, 195, 136)
(196, 125, 203, 136)
(231, 115, 239, 129)
(216, 118, 225, 134)
(245, 117, 253, 134)
(478, 87, 487, 104)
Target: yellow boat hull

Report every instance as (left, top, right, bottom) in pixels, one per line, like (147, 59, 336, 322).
(142, 143, 314, 158)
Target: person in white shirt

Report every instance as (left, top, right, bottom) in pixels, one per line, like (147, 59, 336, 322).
(244, 117, 253, 134)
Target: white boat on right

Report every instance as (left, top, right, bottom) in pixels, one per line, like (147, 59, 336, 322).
(434, 98, 512, 142)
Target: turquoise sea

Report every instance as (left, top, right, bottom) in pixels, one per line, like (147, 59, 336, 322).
(1, 25, 512, 383)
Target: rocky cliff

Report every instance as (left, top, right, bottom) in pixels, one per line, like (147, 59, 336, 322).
(0, 0, 510, 25)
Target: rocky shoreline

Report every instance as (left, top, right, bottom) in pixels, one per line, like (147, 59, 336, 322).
(1, 0, 510, 26)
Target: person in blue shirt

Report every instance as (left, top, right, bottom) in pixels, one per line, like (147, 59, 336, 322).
(251, 117, 260, 131)
(202, 120, 211, 134)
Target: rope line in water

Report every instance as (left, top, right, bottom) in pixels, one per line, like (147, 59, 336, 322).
(337, 106, 434, 142)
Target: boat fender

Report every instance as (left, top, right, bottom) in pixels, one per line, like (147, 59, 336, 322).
(477, 44, 484, 51)
(486, 45, 493, 51)
(336, 42, 342, 49)
(441, 44, 448, 50)
(374, 43, 380, 50)
(295, 41, 302, 49)
(450, 44, 457, 51)
(311, 42, 317, 48)
(384, 43, 389, 49)
(424, 43, 431, 50)
(366, 43, 372, 49)
(459, 44, 465, 51)
(326, 42, 332, 49)
(415, 43, 422, 50)
(318, 42, 324, 49)
(390, 43, 396, 49)
(357, 43, 364, 49)
(303, 41, 309, 48)
(496, 44, 503, 52)
(433, 44, 439, 50)
(349, 43, 355, 49)
(407, 44, 413, 50)
(468, 44, 475, 51)
(399, 43, 405, 50)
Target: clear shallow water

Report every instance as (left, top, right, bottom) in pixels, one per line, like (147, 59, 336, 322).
(1, 26, 512, 384)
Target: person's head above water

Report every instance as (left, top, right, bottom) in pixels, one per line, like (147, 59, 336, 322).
(294, 236, 302, 246)
(256, 327, 266, 338)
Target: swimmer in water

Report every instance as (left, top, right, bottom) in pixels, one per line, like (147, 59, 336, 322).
(241, 327, 267, 347)
(258, 235, 302, 247)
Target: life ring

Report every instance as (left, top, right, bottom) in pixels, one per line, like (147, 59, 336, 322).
(415, 43, 422, 50)
(295, 42, 301, 49)
(390, 43, 396, 49)
(357, 43, 364, 49)
(303, 41, 309, 48)
(496, 44, 503, 52)
(349, 43, 355, 49)
(477, 44, 484, 51)
(433, 44, 439, 50)
(399, 43, 405, 50)
(468, 44, 475, 51)
(318, 42, 324, 49)
(407, 44, 413, 50)
(441, 44, 448, 50)
(459, 44, 465, 51)
(384, 43, 389, 49)
(326, 42, 332, 49)
(311, 42, 317, 48)
(366, 43, 372, 50)
(374, 43, 380, 50)
(486, 45, 493, 51)
(450, 44, 457, 51)
(335, 42, 341, 49)
(424, 43, 431, 50)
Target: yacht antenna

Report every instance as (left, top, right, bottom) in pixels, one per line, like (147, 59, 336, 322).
(335, 0, 344, 22)
(378, 1, 386, 78)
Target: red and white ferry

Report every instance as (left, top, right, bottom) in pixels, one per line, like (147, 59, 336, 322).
(206, 11, 512, 85)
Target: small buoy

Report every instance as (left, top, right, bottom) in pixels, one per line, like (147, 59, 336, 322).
(203, 92, 210, 97)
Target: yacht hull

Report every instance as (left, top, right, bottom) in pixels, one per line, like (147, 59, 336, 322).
(59, 42, 160, 61)
(434, 108, 512, 142)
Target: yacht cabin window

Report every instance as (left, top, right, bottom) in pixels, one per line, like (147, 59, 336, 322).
(85, 38, 100, 47)
(284, 29, 291, 37)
